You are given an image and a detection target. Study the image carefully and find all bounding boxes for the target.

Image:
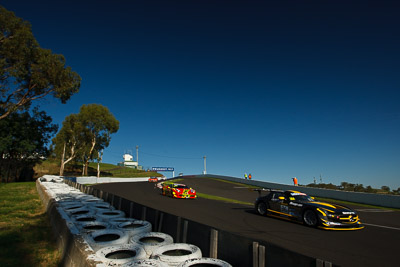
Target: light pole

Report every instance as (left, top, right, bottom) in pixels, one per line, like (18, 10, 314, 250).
(203, 156, 207, 174)
(136, 145, 139, 165)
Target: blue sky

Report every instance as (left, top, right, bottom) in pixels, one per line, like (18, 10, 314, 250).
(3, 0, 399, 189)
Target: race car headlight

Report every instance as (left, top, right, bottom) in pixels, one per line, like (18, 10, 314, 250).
(326, 212, 341, 220)
(318, 208, 336, 218)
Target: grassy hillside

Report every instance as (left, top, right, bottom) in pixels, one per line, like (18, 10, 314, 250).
(34, 159, 162, 178)
(0, 182, 60, 266)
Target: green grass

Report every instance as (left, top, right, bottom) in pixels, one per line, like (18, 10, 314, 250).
(0, 182, 60, 267)
(166, 178, 184, 183)
(314, 196, 399, 210)
(197, 192, 253, 206)
(205, 177, 261, 189)
(88, 162, 119, 171)
(87, 162, 161, 178)
(34, 159, 161, 178)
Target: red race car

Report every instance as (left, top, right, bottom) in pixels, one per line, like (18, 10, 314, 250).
(148, 177, 158, 182)
(162, 182, 197, 199)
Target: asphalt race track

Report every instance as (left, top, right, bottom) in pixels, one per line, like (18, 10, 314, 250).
(93, 177, 400, 267)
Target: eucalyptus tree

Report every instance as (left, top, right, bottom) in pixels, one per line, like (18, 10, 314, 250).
(0, 6, 81, 120)
(78, 104, 119, 176)
(52, 104, 119, 176)
(52, 113, 87, 176)
(381, 186, 390, 193)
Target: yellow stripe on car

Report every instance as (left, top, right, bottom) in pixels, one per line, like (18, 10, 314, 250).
(313, 202, 337, 210)
(267, 209, 296, 217)
(318, 225, 365, 231)
(317, 208, 327, 216)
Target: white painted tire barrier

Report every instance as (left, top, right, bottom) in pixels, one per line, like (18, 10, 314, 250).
(84, 201, 110, 209)
(44, 177, 64, 183)
(151, 243, 202, 266)
(56, 196, 78, 202)
(80, 196, 102, 202)
(95, 244, 147, 265)
(84, 199, 107, 205)
(38, 177, 232, 266)
(177, 257, 232, 267)
(59, 199, 84, 206)
(116, 220, 152, 238)
(130, 232, 174, 257)
(60, 202, 85, 211)
(42, 175, 64, 182)
(97, 209, 125, 220)
(72, 214, 101, 224)
(74, 194, 95, 201)
(86, 229, 130, 251)
(57, 192, 81, 197)
(120, 259, 169, 267)
(89, 205, 115, 213)
(109, 217, 138, 225)
(78, 221, 110, 233)
(66, 207, 94, 217)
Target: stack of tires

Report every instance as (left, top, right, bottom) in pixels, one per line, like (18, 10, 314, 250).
(39, 176, 232, 266)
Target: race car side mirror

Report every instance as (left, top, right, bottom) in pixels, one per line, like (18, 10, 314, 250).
(278, 196, 285, 200)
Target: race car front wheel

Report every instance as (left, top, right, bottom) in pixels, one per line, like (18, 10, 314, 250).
(257, 202, 268, 216)
(303, 210, 318, 227)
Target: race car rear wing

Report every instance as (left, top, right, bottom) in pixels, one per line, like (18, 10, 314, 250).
(253, 188, 271, 196)
(253, 188, 283, 196)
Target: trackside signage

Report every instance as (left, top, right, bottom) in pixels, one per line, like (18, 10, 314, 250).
(152, 167, 174, 171)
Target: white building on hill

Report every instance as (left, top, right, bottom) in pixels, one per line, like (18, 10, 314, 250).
(118, 153, 142, 169)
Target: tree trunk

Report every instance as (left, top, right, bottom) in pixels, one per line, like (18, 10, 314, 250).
(84, 136, 96, 176)
(59, 143, 66, 176)
(61, 141, 76, 175)
(97, 150, 103, 178)
(81, 155, 85, 176)
(84, 159, 89, 176)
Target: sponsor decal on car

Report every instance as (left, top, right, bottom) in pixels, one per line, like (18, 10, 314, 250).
(327, 222, 342, 226)
(290, 192, 306, 196)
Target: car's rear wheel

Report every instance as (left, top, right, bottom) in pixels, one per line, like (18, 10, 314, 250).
(303, 210, 318, 227)
(256, 202, 268, 216)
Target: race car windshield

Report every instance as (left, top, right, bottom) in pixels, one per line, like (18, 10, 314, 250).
(174, 185, 189, 189)
(293, 195, 314, 202)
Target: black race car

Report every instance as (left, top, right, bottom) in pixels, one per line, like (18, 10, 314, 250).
(254, 189, 364, 230)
